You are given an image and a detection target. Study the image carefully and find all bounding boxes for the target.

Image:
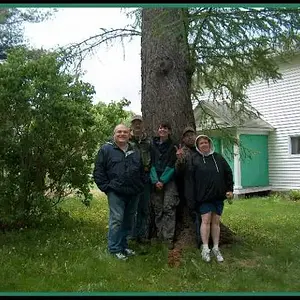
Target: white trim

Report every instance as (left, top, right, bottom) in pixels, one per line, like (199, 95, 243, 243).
(233, 132, 242, 190)
(220, 138, 224, 154)
(234, 186, 272, 195)
(271, 187, 300, 191)
(238, 128, 272, 135)
(196, 126, 273, 134)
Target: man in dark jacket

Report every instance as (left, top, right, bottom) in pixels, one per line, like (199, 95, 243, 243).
(150, 123, 179, 250)
(185, 134, 234, 263)
(93, 124, 145, 260)
(129, 115, 152, 244)
(175, 126, 197, 172)
(175, 126, 197, 229)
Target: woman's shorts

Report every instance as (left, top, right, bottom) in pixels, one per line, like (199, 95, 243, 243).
(199, 201, 224, 216)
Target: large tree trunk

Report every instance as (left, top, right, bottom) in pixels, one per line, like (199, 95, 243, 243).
(141, 8, 238, 260)
(141, 8, 195, 140)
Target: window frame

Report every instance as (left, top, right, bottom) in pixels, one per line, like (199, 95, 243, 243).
(289, 135, 300, 156)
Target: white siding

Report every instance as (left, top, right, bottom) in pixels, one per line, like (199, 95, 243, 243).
(247, 55, 300, 190)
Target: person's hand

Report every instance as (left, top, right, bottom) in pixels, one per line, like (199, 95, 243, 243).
(155, 182, 164, 190)
(175, 144, 184, 159)
(226, 191, 233, 199)
(157, 182, 164, 190)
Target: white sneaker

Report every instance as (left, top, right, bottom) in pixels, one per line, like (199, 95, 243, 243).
(124, 248, 136, 256)
(201, 248, 211, 262)
(114, 252, 128, 261)
(212, 248, 224, 262)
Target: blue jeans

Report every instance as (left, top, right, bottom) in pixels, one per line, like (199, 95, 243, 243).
(132, 183, 151, 239)
(107, 191, 139, 253)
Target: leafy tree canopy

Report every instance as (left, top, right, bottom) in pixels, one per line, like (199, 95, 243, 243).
(63, 6, 300, 124)
(0, 46, 130, 227)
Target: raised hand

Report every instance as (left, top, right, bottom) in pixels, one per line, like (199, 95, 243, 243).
(175, 144, 184, 159)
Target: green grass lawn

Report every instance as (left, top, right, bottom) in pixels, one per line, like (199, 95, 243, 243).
(1, 192, 300, 293)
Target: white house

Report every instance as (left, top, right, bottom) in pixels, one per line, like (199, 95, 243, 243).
(245, 54, 300, 190)
(194, 53, 300, 193)
(194, 100, 274, 196)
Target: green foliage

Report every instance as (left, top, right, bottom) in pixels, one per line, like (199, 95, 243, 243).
(188, 7, 300, 124)
(0, 46, 133, 226)
(0, 47, 98, 226)
(92, 97, 132, 148)
(0, 8, 56, 52)
(288, 190, 300, 202)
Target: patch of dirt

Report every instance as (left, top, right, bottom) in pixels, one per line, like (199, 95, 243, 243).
(219, 223, 240, 245)
(168, 248, 182, 268)
(168, 221, 197, 268)
(176, 223, 197, 249)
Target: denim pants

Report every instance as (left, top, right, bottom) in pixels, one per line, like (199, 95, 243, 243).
(132, 183, 151, 239)
(107, 191, 139, 253)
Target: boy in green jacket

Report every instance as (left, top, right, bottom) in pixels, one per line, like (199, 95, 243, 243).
(150, 123, 179, 250)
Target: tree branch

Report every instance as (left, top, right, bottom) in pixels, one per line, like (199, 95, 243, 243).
(62, 27, 141, 72)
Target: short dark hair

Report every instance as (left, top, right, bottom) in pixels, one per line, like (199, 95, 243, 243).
(159, 122, 172, 130)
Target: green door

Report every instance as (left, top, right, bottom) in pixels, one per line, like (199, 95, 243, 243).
(240, 134, 269, 187)
(211, 137, 234, 172)
(211, 137, 221, 153)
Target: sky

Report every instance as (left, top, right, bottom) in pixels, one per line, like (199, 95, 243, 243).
(23, 8, 142, 113)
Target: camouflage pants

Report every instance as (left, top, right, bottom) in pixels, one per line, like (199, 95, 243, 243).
(151, 180, 179, 242)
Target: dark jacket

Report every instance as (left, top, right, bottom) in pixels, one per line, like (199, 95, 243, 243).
(130, 133, 152, 172)
(150, 137, 177, 185)
(185, 135, 234, 212)
(175, 145, 197, 174)
(93, 142, 145, 196)
(175, 145, 197, 202)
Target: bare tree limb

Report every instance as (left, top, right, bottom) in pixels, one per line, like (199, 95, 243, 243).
(61, 27, 141, 73)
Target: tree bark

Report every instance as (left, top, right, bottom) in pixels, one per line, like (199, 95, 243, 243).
(141, 8, 237, 252)
(141, 8, 195, 141)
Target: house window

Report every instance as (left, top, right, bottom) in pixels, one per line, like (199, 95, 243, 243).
(290, 136, 300, 155)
